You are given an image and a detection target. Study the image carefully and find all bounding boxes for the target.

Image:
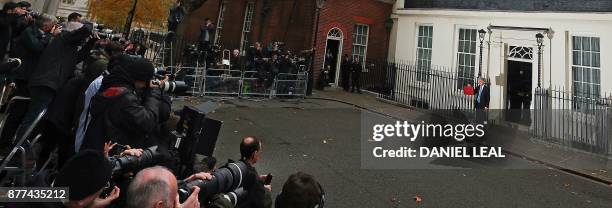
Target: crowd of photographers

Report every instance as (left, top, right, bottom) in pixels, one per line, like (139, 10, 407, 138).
(190, 23, 310, 92)
(1, 2, 324, 208)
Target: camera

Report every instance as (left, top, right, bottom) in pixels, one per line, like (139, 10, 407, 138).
(221, 188, 248, 207)
(178, 160, 248, 203)
(26, 11, 41, 18)
(153, 69, 189, 95)
(109, 146, 164, 177)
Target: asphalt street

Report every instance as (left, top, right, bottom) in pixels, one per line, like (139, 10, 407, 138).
(178, 98, 612, 208)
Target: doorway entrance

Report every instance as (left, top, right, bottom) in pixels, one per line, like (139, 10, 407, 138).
(324, 40, 340, 85)
(323, 28, 343, 86)
(506, 60, 533, 125)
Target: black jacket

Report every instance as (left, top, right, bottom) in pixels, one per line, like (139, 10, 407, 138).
(341, 59, 351, 76)
(13, 25, 51, 81)
(44, 74, 90, 136)
(474, 85, 490, 109)
(0, 12, 16, 60)
(239, 161, 272, 208)
(81, 70, 171, 151)
(27, 24, 93, 92)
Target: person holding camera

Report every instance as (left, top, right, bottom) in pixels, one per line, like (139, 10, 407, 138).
(52, 150, 120, 208)
(239, 136, 273, 208)
(82, 57, 171, 153)
(126, 166, 212, 208)
(12, 20, 93, 141)
(10, 13, 60, 95)
(0, 2, 27, 61)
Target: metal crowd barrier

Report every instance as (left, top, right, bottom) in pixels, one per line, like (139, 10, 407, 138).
(166, 65, 308, 99)
(0, 98, 47, 186)
(272, 72, 308, 97)
(203, 68, 242, 96)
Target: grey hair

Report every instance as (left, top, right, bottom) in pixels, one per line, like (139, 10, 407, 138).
(126, 166, 173, 208)
(35, 13, 57, 28)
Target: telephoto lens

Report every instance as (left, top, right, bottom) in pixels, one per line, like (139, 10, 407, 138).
(178, 161, 248, 203)
(109, 146, 163, 176)
(223, 188, 248, 207)
(159, 80, 188, 95)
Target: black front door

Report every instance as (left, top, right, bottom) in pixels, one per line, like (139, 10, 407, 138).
(506, 61, 533, 124)
(324, 40, 340, 85)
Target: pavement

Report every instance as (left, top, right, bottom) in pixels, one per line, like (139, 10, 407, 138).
(171, 92, 611, 208)
(309, 88, 612, 184)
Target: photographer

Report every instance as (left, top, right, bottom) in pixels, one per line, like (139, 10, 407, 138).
(82, 57, 171, 152)
(11, 13, 60, 95)
(126, 166, 210, 208)
(68, 12, 82, 23)
(13, 20, 93, 141)
(53, 150, 120, 208)
(239, 136, 273, 208)
(0, 2, 26, 60)
(275, 172, 325, 208)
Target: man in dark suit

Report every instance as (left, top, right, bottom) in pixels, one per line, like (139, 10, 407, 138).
(340, 54, 351, 91)
(474, 78, 490, 110)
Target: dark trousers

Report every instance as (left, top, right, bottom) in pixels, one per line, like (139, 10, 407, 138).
(341, 71, 350, 91)
(14, 86, 55, 141)
(351, 74, 361, 92)
(37, 121, 74, 170)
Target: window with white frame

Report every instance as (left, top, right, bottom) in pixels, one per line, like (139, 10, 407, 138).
(214, 1, 226, 45)
(416, 25, 433, 82)
(62, 0, 76, 5)
(352, 24, 369, 71)
(456, 28, 477, 89)
(240, 1, 255, 54)
(572, 36, 601, 112)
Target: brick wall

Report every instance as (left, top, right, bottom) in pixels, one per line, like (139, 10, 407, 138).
(313, 0, 393, 81)
(183, 0, 315, 54)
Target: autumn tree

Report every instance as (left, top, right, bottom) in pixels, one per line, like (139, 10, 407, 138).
(89, 0, 175, 31)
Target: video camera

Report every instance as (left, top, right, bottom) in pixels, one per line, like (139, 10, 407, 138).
(178, 160, 249, 203)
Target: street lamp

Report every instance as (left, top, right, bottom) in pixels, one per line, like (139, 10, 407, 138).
(478, 29, 486, 78)
(536, 33, 544, 88)
(312, 0, 326, 91)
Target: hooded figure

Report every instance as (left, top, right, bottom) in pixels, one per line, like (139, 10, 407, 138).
(81, 57, 171, 151)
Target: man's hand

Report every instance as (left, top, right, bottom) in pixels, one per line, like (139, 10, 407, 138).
(91, 31, 100, 40)
(103, 141, 117, 157)
(120, 148, 143, 157)
(90, 186, 120, 208)
(51, 25, 62, 36)
(185, 172, 213, 182)
(8, 82, 16, 88)
(176, 186, 200, 208)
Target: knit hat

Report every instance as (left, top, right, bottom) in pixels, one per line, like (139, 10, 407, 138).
(125, 57, 155, 81)
(17, 1, 31, 8)
(53, 150, 113, 201)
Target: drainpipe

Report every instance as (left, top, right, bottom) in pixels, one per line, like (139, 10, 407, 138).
(257, 0, 270, 42)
